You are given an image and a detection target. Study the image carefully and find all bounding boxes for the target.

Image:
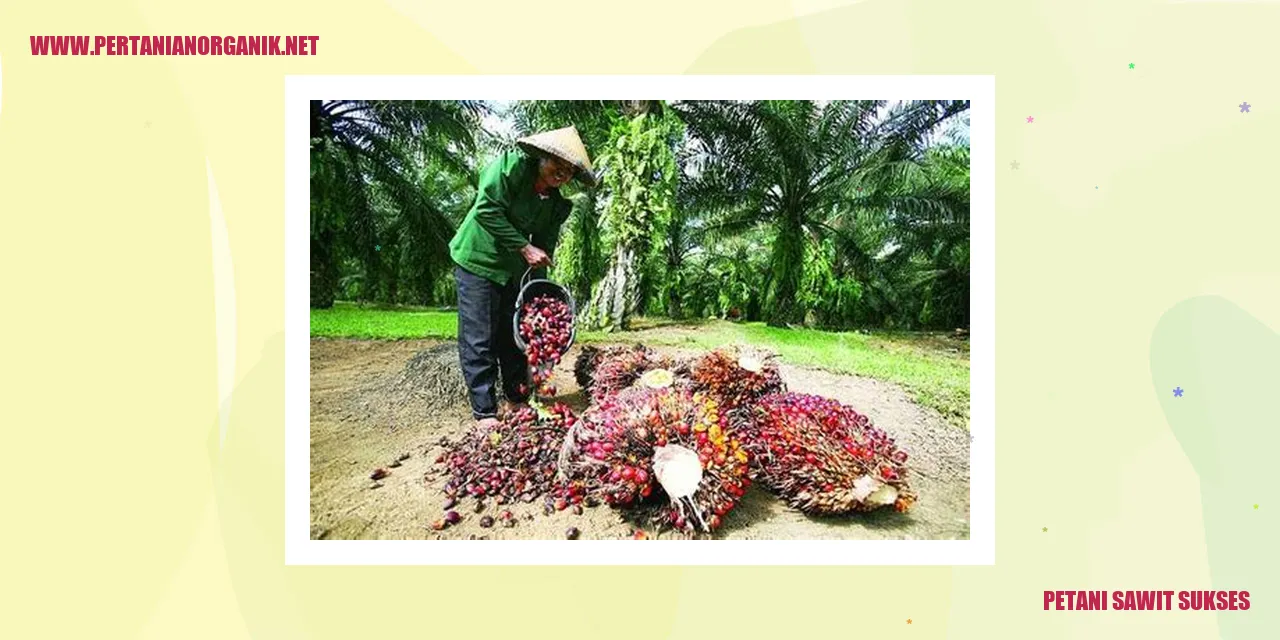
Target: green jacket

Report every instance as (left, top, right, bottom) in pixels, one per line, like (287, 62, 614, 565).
(449, 150, 573, 285)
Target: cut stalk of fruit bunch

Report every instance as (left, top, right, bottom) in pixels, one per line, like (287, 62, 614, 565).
(557, 385, 752, 535)
(729, 392, 916, 515)
(639, 368, 675, 389)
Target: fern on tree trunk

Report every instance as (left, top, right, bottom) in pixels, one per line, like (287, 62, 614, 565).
(582, 105, 680, 331)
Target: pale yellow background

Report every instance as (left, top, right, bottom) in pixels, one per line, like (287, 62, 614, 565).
(2, 1, 1277, 638)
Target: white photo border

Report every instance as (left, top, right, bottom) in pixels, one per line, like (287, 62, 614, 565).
(286, 75, 995, 565)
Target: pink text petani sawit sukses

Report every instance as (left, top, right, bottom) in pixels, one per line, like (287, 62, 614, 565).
(1043, 590, 1251, 611)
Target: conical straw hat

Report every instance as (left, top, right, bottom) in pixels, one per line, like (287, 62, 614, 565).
(517, 125, 599, 187)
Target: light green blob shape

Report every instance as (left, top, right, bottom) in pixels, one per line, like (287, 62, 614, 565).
(1151, 296, 1275, 636)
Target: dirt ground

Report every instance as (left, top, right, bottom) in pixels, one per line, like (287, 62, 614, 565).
(310, 338, 970, 541)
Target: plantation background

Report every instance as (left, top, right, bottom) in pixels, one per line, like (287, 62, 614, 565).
(310, 100, 971, 332)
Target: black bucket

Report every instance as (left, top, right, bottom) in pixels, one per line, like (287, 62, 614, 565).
(513, 268, 577, 355)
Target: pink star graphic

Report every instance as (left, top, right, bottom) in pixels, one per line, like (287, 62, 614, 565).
(1026, 116, 1034, 123)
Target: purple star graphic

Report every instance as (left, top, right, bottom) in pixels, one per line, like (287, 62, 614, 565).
(1026, 116, 1035, 123)
(1173, 387, 1184, 397)
(1239, 102, 1251, 113)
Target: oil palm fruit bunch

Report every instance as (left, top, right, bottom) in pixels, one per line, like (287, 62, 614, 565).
(730, 392, 915, 515)
(574, 344, 677, 404)
(566, 385, 752, 534)
(519, 294, 573, 397)
(689, 347, 786, 411)
(442, 402, 581, 506)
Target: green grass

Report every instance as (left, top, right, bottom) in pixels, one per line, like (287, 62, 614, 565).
(310, 301, 457, 339)
(310, 303, 969, 428)
(579, 320, 969, 428)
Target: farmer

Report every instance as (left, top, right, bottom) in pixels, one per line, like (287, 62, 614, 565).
(449, 125, 597, 428)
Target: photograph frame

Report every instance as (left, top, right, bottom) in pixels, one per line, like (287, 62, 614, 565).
(286, 75, 995, 565)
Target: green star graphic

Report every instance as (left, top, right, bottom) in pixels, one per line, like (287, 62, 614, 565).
(1255, 504, 1259, 510)
(1129, 63, 1135, 70)
(1042, 527, 1048, 532)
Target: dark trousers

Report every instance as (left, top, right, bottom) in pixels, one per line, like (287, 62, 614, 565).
(455, 265, 530, 419)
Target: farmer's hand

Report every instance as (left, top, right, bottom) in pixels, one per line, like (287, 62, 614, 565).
(520, 244, 551, 268)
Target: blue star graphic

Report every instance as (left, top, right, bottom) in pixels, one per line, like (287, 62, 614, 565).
(1239, 102, 1251, 113)
(1173, 387, 1184, 398)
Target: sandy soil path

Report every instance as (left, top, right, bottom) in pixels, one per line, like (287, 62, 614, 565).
(310, 338, 969, 540)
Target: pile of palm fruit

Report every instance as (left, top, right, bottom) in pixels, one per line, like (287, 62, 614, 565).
(440, 402, 582, 505)
(438, 342, 917, 538)
(564, 344, 916, 534)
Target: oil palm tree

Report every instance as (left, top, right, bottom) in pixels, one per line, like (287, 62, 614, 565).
(309, 100, 486, 307)
(675, 99, 969, 326)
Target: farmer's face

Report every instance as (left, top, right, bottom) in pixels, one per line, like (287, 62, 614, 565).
(540, 157, 575, 188)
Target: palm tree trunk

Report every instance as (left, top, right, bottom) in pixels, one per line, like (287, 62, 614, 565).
(586, 244, 639, 331)
(387, 256, 399, 304)
(310, 228, 338, 309)
(766, 219, 806, 326)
